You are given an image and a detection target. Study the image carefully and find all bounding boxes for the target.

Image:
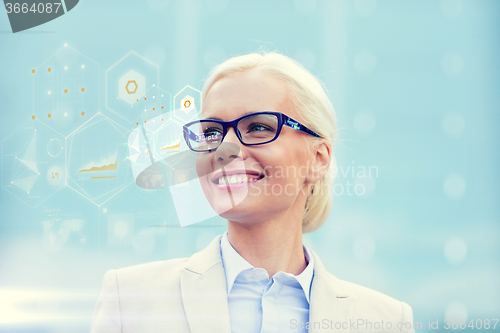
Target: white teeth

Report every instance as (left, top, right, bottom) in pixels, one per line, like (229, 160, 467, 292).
(216, 174, 261, 185)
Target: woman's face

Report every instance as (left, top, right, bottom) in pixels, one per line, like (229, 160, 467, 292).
(196, 69, 316, 225)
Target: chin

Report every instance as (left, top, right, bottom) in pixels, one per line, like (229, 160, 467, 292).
(216, 198, 260, 220)
(198, 175, 250, 216)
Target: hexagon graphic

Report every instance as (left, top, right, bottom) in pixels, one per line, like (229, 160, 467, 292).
(107, 213, 134, 246)
(135, 85, 172, 125)
(66, 113, 134, 206)
(174, 85, 201, 123)
(1, 119, 66, 208)
(105, 51, 160, 124)
(181, 95, 195, 113)
(33, 43, 100, 137)
(125, 80, 138, 94)
(119, 70, 145, 105)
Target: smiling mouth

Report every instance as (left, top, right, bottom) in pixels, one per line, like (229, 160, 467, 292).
(213, 174, 265, 185)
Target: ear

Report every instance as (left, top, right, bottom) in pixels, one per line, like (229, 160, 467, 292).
(306, 139, 332, 183)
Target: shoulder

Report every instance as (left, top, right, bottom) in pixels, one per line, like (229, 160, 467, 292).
(325, 273, 414, 330)
(318, 270, 405, 310)
(309, 247, 413, 325)
(309, 248, 414, 332)
(92, 258, 194, 332)
(106, 233, 224, 290)
(109, 257, 189, 289)
(339, 277, 403, 310)
(99, 258, 191, 316)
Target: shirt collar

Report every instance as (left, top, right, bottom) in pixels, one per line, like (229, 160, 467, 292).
(220, 230, 315, 303)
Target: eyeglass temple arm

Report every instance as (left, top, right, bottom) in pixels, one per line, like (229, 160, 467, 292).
(282, 115, 321, 138)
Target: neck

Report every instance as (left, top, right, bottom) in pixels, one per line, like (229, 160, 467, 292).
(226, 210, 307, 278)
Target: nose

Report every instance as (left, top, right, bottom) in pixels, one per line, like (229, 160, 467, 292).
(213, 142, 240, 167)
(213, 127, 246, 166)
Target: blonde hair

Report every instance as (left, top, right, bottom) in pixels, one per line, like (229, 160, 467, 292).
(202, 52, 338, 233)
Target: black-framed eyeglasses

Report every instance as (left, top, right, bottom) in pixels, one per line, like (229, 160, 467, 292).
(183, 111, 321, 152)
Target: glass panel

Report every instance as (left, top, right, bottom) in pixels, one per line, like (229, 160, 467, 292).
(238, 114, 278, 144)
(187, 121, 224, 150)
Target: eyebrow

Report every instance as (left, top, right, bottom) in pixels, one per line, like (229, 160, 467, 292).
(201, 110, 267, 121)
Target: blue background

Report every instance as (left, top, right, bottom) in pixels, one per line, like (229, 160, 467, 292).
(0, 0, 499, 332)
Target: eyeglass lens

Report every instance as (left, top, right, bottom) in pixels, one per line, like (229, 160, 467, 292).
(187, 114, 279, 151)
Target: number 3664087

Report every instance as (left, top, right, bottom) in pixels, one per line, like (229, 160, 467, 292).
(444, 319, 498, 330)
(5, 2, 62, 14)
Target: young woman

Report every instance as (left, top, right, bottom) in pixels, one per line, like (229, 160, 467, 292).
(90, 52, 414, 333)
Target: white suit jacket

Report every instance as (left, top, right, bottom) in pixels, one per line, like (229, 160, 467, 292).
(90, 234, 414, 333)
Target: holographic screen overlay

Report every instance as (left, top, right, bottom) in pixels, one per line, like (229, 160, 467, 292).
(128, 114, 248, 226)
(168, 145, 248, 226)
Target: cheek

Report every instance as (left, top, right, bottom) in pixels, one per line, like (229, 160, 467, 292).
(273, 141, 308, 172)
(195, 151, 215, 178)
(259, 153, 304, 186)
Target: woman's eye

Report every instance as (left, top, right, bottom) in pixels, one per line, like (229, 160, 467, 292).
(248, 123, 274, 132)
(199, 127, 222, 142)
(203, 127, 222, 136)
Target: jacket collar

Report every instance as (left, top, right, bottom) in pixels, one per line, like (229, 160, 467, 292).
(180, 233, 356, 333)
(219, 230, 315, 303)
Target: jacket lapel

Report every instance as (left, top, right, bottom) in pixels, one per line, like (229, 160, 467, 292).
(308, 248, 356, 333)
(179, 234, 355, 333)
(180, 234, 231, 333)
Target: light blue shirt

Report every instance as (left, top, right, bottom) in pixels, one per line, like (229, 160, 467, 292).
(220, 231, 315, 333)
